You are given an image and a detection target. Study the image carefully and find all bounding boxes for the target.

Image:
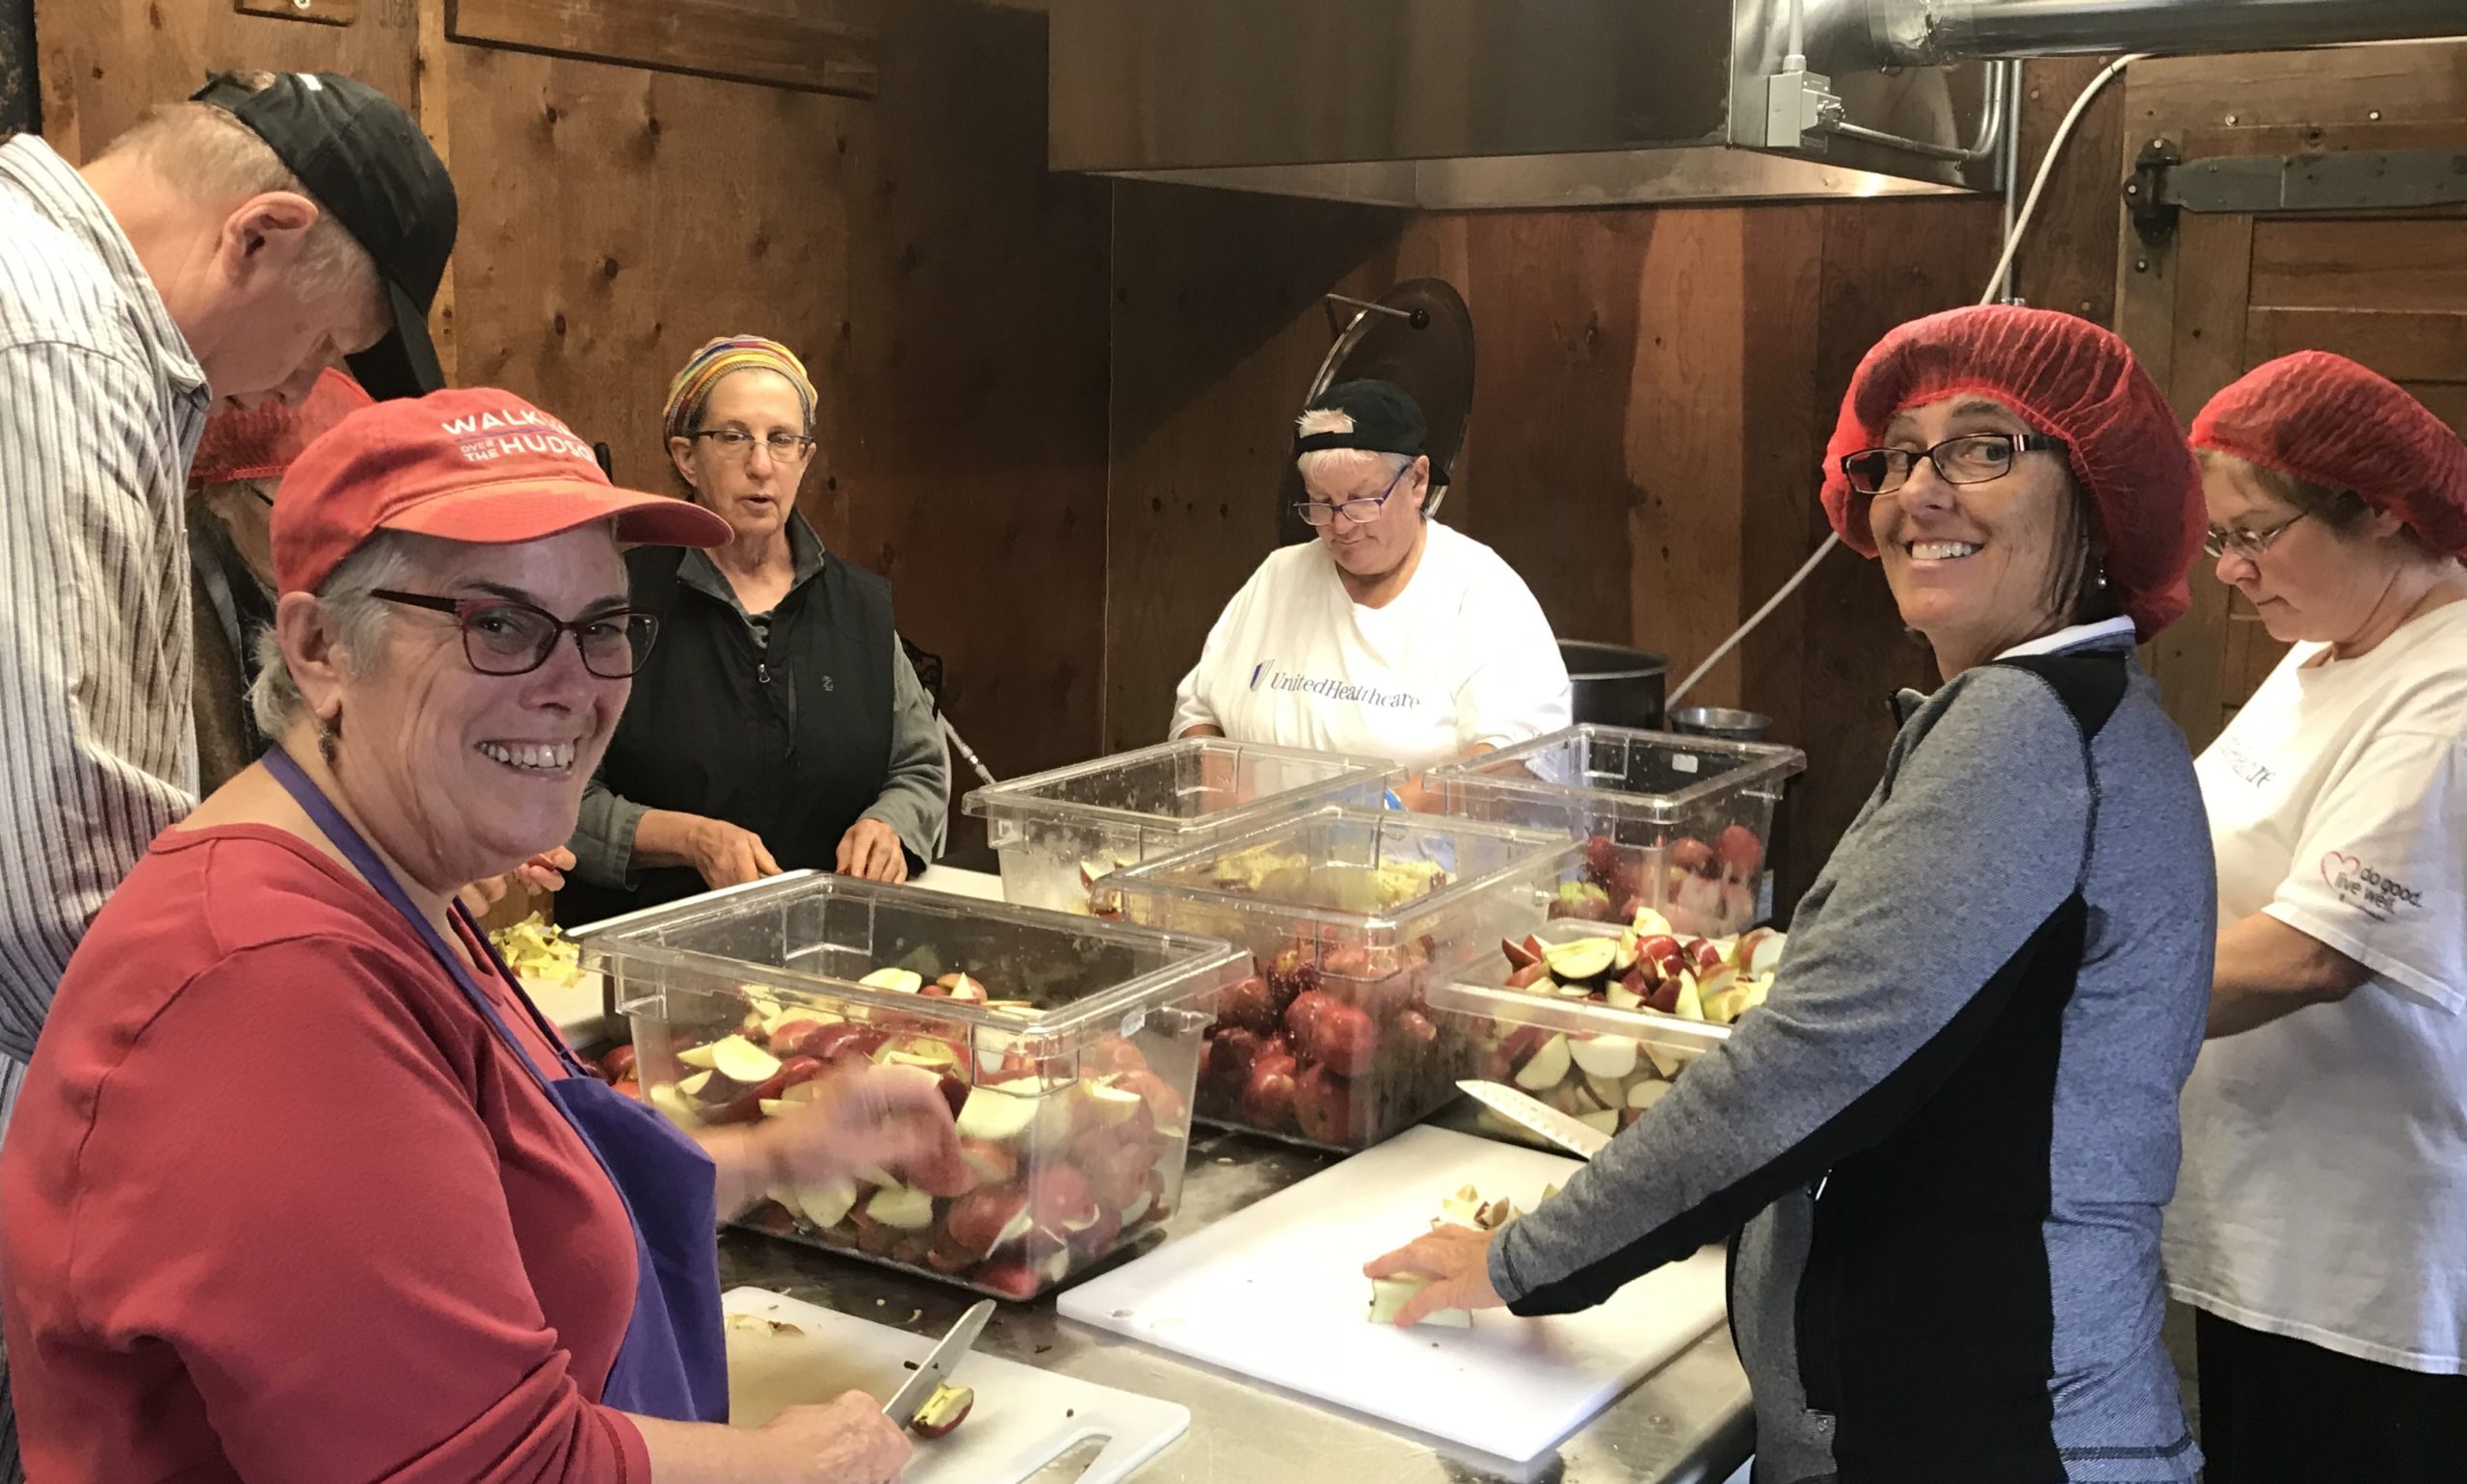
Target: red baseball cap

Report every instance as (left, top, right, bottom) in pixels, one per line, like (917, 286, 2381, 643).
(191, 368, 374, 490)
(273, 387, 732, 595)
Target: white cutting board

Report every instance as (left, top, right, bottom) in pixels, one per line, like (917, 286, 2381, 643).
(722, 1287, 1188, 1484)
(1058, 1126, 1726, 1463)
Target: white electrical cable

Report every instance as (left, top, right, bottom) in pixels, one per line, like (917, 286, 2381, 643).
(1977, 51, 2152, 317)
(1662, 51, 2148, 708)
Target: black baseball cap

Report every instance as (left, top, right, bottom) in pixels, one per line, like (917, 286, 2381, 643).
(1294, 380, 1448, 488)
(191, 71, 457, 402)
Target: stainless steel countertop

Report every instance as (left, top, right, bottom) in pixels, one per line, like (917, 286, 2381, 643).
(718, 1122, 1754, 1484)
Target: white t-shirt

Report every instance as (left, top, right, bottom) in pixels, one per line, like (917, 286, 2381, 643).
(1169, 521, 1572, 771)
(2164, 597, 2467, 1374)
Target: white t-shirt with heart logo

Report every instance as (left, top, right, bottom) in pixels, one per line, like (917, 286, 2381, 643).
(2164, 597, 2467, 1373)
(1168, 521, 1571, 771)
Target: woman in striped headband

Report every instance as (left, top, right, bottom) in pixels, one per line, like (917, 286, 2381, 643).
(562, 335, 950, 921)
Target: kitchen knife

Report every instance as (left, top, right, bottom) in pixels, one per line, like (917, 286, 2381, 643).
(882, 1298, 996, 1427)
(1457, 1079, 1612, 1159)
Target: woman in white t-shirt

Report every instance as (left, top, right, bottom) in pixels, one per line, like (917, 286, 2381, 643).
(2163, 352, 2467, 1484)
(1170, 380, 1571, 783)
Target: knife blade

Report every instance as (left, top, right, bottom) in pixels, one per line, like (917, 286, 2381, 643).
(1458, 1078, 1612, 1159)
(882, 1298, 996, 1426)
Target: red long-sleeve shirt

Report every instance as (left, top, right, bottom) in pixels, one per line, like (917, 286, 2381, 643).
(0, 824, 655, 1482)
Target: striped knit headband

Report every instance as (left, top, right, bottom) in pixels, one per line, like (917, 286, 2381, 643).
(661, 335, 818, 440)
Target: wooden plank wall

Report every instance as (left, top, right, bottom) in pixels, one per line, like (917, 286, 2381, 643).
(31, 0, 1114, 860)
(1104, 184, 2005, 896)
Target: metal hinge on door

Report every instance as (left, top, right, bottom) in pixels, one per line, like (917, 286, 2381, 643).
(2129, 142, 2467, 244)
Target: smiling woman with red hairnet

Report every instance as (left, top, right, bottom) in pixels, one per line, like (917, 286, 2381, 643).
(1368, 306, 2215, 1482)
(2162, 351, 2467, 1484)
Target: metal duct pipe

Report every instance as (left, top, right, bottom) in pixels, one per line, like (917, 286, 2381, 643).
(1870, 0, 2467, 66)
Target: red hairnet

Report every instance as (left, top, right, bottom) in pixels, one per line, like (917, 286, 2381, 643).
(1819, 305, 2205, 639)
(189, 369, 374, 490)
(2190, 351, 2467, 559)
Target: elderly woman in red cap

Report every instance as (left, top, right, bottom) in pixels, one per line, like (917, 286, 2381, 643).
(0, 389, 962, 1483)
(1371, 306, 2215, 1483)
(2162, 353, 2467, 1484)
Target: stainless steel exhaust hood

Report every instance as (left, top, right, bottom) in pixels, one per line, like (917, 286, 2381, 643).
(1048, 0, 2467, 210)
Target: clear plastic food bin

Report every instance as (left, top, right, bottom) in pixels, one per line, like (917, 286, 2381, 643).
(1428, 915, 1746, 1151)
(1097, 806, 1580, 1151)
(962, 738, 1400, 915)
(585, 873, 1247, 1300)
(1430, 725, 1806, 939)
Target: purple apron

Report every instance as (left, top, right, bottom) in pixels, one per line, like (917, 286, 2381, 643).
(265, 746, 729, 1421)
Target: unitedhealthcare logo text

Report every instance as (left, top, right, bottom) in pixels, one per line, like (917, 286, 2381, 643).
(1250, 660, 1420, 709)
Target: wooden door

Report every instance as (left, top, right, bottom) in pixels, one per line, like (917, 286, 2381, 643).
(2114, 43, 2467, 752)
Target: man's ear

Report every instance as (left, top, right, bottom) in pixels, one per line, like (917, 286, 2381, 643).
(217, 191, 322, 288)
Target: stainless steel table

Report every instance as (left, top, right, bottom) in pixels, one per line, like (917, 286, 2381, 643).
(719, 1124, 1754, 1484)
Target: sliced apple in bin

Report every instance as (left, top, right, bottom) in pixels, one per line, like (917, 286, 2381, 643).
(1605, 982, 1645, 1011)
(1503, 960, 1554, 992)
(1511, 1033, 1573, 1091)
(677, 1042, 721, 1072)
(648, 1082, 701, 1130)
(1612, 932, 1641, 974)
(858, 967, 924, 995)
(1501, 937, 1542, 971)
(1642, 1041, 1688, 1079)
(1747, 932, 1787, 977)
(865, 1183, 937, 1231)
(704, 1035, 783, 1086)
(1631, 906, 1675, 940)
(1582, 1073, 1629, 1110)
(1628, 1080, 1672, 1112)
(677, 1070, 719, 1101)
(1084, 1080, 1147, 1126)
(1569, 1036, 1641, 1079)
(955, 1085, 1042, 1143)
(1672, 977, 1707, 1022)
(1542, 937, 1619, 982)
(1575, 1108, 1621, 1136)
(792, 1176, 860, 1230)
(757, 1098, 798, 1119)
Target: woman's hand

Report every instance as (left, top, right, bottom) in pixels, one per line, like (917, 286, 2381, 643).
(1364, 1224, 1511, 1328)
(455, 848, 575, 916)
(692, 817, 783, 889)
(756, 1391, 915, 1482)
(836, 817, 910, 884)
(729, 1054, 962, 1198)
(632, 1390, 912, 1482)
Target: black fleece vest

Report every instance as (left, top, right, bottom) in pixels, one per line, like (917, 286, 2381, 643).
(558, 544, 893, 924)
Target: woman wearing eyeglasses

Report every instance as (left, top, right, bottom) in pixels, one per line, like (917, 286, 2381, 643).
(1370, 307, 2215, 1483)
(561, 336, 949, 922)
(2161, 353, 2467, 1484)
(0, 389, 962, 1482)
(1168, 379, 1572, 782)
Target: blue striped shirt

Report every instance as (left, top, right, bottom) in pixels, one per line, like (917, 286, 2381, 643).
(0, 135, 210, 1069)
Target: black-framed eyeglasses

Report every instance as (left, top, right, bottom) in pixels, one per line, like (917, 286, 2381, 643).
(1294, 458, 1416, 528)
(688, 428, 817, 462)
(372, 591, 662, 679)
(2203, 511, 2309, 559)
(1839, 433, 2070, 496)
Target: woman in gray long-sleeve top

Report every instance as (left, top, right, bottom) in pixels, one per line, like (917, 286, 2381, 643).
(1372, 307, 2216, 1484)
(560, 336, 948, 924)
